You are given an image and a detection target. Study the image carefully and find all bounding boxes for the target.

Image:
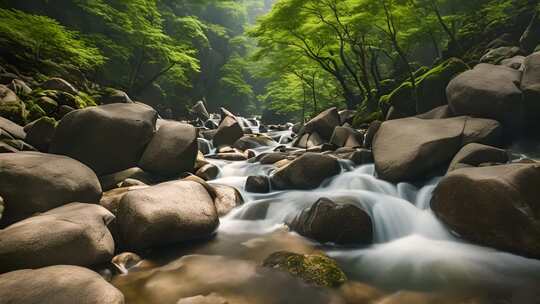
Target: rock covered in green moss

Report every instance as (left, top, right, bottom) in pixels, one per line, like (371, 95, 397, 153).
(0, 84, 27, 124)
(416, 58, 469, 114)
(263, 251, 347, 287)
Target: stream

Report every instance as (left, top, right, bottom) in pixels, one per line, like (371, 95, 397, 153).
(112, 128, 540, 304)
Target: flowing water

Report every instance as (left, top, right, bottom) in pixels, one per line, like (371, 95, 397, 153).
(113, 130, 540, 303)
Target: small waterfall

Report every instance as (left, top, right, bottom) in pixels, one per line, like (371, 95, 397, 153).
(208, 160, 540, 292)
(197, 138, 215, 155)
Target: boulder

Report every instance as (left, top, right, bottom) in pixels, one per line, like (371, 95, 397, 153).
(111, 252, 143, 274)
(23, 117, 56, 152)
(50, 103, 157, 175)
(8, 79, 32, 96)
(480, 46, 521, 64)
(0, 203, 115, 273)
(271, 153, 341, 190)
(36, 96, 59, 115)
(116, 180, 219, 251)
(39, 77, 78, 95)
(0, 84, 26, 124)
(501, 55, 525, 70)
(520, 51, 540, 125)
(100, 89, 132, 104)
(213, 112, 243, 148)
(447, 143, 509, 172)
(339, 110, 356, 125)
(363, 120, 381, 149)
(56, 104, 75, 119)
(416, 105, 453, 119)
(288, 198, 372, 245)
(212, 184, 244, 216)
(233, 135, 276, 151)
(329, 126, 364, 148)
(262, 251, 347, 287)
(195, 163, 219, 181)
(0, 152, 102, 226)
(2, 139, 36, 152)
(520, 12, 540, 54)
(348, 149, 374, 166)
(191, 100, 210, 121)
(415, 57, 469, 114)
(294, 132, 324, 149)
(431, 163, 540, 258)
(301, 107, 341, 141)
(99, 167, 155, 191)
(245, 175, 271, 193)
(139, 121, 198, 177)
(259, 152, 289, 165)
(372, 117, 502, 182)
(446, 64, 523, 130)
(0, 265, 124, 304)
(0, 116, 25, 139)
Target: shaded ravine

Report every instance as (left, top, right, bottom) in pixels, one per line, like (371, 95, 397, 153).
(114, 130, 540, 303)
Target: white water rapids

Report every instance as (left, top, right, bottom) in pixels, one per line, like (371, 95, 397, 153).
(203, 131, 540, 295)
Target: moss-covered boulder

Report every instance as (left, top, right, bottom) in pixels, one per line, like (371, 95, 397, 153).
(0, 85, 27, 124)
(262, 251, 347, 287)
(379, 81, 415, 118)
(416, 58, 469, 114)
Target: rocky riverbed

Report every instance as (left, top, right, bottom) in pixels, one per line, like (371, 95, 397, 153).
(2, 52, 540, 303)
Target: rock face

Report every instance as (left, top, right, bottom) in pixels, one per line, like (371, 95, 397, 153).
(50, 103, 157, 175)
(213, 110, 243, 148)
(372, 116, 502, 182)
(271, 153, 341, 190)
(301, 107, 341, 142)
(0, 152, 102, 226)
(446, 64, 523, 130)
(0, 265, 125, 304)
(447, 143, 508, 172)
(116, 180, 219, 251)
(431, 163, 540, 258)
(263, 251, 347, 287)
(0, 203, 115, 273)
(139, 121, 197, 177)
(288, 198, 372, 245)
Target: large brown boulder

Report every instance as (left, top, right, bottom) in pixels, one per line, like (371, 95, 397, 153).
(0, 203, 115, 273)
(520, 51, 540, 125)
(271, 153, 341, 190)
(0, 116, 25, 139)
(23, 117, 56, 152)
(116, 180, 219, 251)
(50, 103, 157, 175)
(138, 121, 198, 177)
(211, 184, 244, 216)
(431, 163, 540, 258)
(0, 152, 102, 226)
(447, 143, 509, 172)
(288, 198, 372, 245)
(372, 116, 502, 182)
(302, 107, 341, 141)
(0, 265, 124, 304)
(446, 64, 523, 130)
(233, 134, 276, 151)
(329, 126, 364, 148)
(213, 109, 243, 148)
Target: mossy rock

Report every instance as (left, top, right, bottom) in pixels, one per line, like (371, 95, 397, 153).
(263, 251, 347, 288)
(416, 57, 469, 114)
(34, 96, 58, 115)
(352, 110, 383, 128)
(26, 102, 47, 122)
(0, 103, 27, 125)
(379, 81, 415, 117)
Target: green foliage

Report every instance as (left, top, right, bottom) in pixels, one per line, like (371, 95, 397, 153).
(0, 8, 105, 70)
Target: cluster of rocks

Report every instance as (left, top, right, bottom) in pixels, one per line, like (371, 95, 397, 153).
(0, 86, 249, 302)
